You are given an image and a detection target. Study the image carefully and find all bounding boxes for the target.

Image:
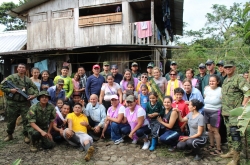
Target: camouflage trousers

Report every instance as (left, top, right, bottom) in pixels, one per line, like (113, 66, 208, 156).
(6, 100, 30, 136)
(223, 115, 242, 151)
(28, 127, 55, 149)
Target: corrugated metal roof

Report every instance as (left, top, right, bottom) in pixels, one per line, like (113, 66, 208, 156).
(0, 30, 27, 52)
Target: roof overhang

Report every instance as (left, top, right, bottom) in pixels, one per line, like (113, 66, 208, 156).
(0, 45, 181, 59)
(7, 0, 50, 19)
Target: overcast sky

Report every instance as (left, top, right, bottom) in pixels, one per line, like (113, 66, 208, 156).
(0, 0, 248, 35)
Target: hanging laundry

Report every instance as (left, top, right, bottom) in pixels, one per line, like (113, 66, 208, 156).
(34, 59, 48, 73)
(136, 21, 152, 39)
(141, 22, 147, 30)
(48, 60, 56, 74)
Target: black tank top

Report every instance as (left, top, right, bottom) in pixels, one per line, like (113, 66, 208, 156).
(162, 108, 181, 133)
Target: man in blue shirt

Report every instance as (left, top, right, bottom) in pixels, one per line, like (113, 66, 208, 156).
(85, 64, 105, 100)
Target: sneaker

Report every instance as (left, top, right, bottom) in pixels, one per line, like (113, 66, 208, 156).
(114, 138, 124, 145)
(142, 141, 150, 150)
(194, 154, 202, 161)
(168, 146, 176, 152)
(132, 139, 138, 144)
(24, 136, 30, 143)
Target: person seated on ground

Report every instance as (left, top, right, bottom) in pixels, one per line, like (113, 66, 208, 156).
(176, 99, 207, 161)
(85, 94, 106, 140)
(101, 95, 130, 144)
(146, 92, 164, 151)
(26, 91, 56, 152)
(157, 96, 181, 152)
(63, 103, 94, 161)
(99, 74, 123, 111)
(51, 102, 70, 142)
(68, 92, 85, 112)
(123, 95, 151, 150)
(122, 82, 138, 106)
(47, 79, 65, 106)
(172, 88, 189, 135)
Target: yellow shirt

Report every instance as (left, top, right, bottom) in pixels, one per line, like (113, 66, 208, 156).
(67, 113, 88, 133)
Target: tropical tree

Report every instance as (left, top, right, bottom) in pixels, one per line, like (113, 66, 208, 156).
(243, 2, 250, 40)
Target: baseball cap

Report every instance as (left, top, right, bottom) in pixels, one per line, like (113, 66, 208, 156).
(126, 95, 135, 102)
(205, 59, 214, 65)
(216, 60, 224, 66)
(198, 63, 206, 69)
(103, 61, 110, 66)
(171, 61, 177, 65)
(147, 62, 154, 68)
(57, 79, 64, 85)
(111, 64, 118, 69)
(92, 64, 100, 69)
(224, 60, 235, 67)
(131, 62, 138, 66)
(110, 95, 119, 100)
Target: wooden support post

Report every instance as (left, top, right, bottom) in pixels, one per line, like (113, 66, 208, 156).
(151, 0, 154, 45)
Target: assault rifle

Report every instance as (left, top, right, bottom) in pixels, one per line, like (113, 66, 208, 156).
(3, 80, 29, 99)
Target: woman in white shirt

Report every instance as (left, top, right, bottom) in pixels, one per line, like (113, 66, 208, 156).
(203, 75, 222, 155)
(99, 74, 123, 110)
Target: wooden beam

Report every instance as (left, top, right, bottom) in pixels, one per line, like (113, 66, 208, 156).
(151, 0, 154, 45)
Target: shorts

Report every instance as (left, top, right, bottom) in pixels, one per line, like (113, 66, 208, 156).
(204, 109, 221, 128)
(63, 128, 93, 146)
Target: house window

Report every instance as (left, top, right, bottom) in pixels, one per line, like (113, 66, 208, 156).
(78, 4, 122, 27)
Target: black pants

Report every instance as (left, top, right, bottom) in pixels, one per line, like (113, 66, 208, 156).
(102, 100, 111, 113)
(177, 137, 207, 155)
(219, 114, 227, 143)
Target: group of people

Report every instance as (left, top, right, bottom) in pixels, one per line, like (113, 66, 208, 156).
(1, 59, 249, 164)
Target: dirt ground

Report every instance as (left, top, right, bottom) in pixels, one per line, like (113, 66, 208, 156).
(1, 121, 250, 165)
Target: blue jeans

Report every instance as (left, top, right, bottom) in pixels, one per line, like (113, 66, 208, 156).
(160, 130, 180, 147)
(111, 122, 130, 141)
(135, 125, 151, 139)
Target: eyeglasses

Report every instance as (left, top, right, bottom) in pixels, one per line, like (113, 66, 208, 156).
(170, 74, 176, 76)
(224, 66, 233, 69)
(141, 76, 148, 78)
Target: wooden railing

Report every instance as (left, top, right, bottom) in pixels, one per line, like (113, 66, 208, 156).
(130, 21, 157, 45)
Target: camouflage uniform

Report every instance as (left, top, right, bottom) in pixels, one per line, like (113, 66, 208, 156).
(0, 73, 39, 136)
(222, 73, 250, 151)
(100, 71, 111, 81)
(26, 100, 56, 149)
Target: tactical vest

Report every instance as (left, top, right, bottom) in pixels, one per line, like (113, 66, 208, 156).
(6, 74, 31, 102)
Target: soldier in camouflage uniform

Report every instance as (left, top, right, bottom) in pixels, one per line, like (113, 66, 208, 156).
(26, 91, 56, 152)
(221, 61, 250, 165)
(1, 63, 39, 143)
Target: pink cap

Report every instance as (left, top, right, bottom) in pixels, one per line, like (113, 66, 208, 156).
(92, 64, 100, 69)
(110, 95, 119, 100)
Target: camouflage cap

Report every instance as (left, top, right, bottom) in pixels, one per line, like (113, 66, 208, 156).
(171, 61, 177, 65)
(126, 95, 136, 102)
(216, 60, 224, 66)
(198, 63, 206, 69)
(131, 62, 138, 66)
(205, 59, 214, 65)
(37, 91, 51, 101)
(147, 62, 154, 68)
(57, 79, 64, 85)
(224, 60, 235, 67)
(103, 61, 110, 66)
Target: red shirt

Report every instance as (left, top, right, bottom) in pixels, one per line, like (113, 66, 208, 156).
(172, 99, 189, 128)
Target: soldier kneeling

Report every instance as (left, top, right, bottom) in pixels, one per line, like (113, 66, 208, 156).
(26, 91, 56, 152)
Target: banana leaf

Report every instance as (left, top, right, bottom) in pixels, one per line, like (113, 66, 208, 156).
(12, 159, 21, 165)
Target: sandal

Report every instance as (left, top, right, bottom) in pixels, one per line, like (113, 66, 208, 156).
(203, 145, 214, 151)
(210, 149, 223, 155)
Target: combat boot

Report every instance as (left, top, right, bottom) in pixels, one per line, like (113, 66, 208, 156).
(226, 151, 240, 165)
(221, 148, 234, 158)
(4, 134, 13, 142)
(30, 140, 37, 152)
(24, 136, 30, 143)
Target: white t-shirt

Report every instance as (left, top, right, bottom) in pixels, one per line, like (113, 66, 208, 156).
(107, 105, 125, 116)
(204, 87, 222, 110)
(101, 83, 121, 101)
(124, 107, 149, 126)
